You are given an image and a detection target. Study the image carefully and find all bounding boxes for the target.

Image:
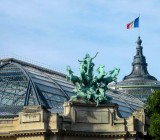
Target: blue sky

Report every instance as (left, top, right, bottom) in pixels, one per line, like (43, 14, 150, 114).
(0, 0, 160, 81)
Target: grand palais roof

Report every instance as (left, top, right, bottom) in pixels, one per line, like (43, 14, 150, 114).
(0, 58, 144, 118)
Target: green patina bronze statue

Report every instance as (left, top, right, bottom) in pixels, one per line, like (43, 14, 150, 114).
(66, 53, 120, 106)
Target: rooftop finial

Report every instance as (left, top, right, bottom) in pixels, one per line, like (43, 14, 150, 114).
(137, 36, 142, 46)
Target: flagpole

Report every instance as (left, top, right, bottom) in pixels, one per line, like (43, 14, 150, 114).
(139, 13, 140, 37)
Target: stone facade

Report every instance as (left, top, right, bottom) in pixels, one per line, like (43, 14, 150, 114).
(0, 103, 149, 140)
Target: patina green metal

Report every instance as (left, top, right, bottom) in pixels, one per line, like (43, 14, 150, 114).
(66, 53, 120, 106)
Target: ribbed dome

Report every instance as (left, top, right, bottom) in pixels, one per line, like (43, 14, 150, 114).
(109, 36, 160, 103)
(123, 36, 157, 81)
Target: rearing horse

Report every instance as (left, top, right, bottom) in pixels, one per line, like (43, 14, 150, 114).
(102, 68, 120, 85)
(66, 65, 80, 85)
(94, 64, 106, 83)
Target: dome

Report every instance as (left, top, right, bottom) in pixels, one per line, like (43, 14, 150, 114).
(109, 37, 160, 103)
(0, 58, 144, 118)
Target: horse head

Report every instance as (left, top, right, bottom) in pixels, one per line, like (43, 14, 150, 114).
(111, 68, 120, 80)
(114, 68, 120, 75)
(67, 65, 73, 74)
(97, 64, 105, 73)
(111, 68, 120, 75)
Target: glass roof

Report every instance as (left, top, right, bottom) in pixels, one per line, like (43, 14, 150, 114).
(0, 58, 144, 118)
(0, 63, 33, 106)
(108, 80, 160, 103)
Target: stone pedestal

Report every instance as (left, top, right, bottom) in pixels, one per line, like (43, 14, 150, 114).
(63, 102, 128, 135)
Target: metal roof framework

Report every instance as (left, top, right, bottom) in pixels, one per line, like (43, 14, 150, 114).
(0, 58, 144, 118)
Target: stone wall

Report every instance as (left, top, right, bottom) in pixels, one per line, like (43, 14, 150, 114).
(0, 103, 148, 140)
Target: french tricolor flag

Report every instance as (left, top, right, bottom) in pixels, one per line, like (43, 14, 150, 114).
(126, 17, 139, 29)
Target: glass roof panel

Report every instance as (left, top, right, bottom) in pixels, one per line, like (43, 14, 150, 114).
(27, 86, 39, 105)
(0, 64, 29, 106)
(119, 111, 131, 118)
(60, 85, 74, 93)
(36, 83, 65, 96)
(118, 106, 133, 113)
(24, 67, 70, 107)
(32, 78, 57, 87)
(111, 100, 128, 107)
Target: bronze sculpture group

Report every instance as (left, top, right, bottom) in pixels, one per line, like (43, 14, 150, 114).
(67, 53, 120, 106)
